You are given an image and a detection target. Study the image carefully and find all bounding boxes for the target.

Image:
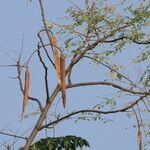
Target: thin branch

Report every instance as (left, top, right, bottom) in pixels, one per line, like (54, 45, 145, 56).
(16, 61, 24, 92)
(84, 55, 134, 84)
(37, 32, 55, 68)
(37, 44, 50, 102)
(142, 99, 150, 112)
(132, 107, 140, 127)
(103, 36, 150, 45)
(68, 67, 73, 85)
(38, 0, 53, 47)
(28, 96, 43, 112)
(2, 50, 17, 62)
(0, 64, 26, 68)
(40, 95, 147, 130)
(0, 131, 26, 141)
(66, 81, 149, 95)
(26, 42, 53, 66)
(50, 22, 86, 40)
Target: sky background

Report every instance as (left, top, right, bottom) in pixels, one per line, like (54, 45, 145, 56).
(0, 0, 149, 150)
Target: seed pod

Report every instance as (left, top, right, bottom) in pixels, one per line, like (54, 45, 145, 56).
(60, 53, 66, 108)
(138, 127, 142, 150)
(22, 68, 30, 115)
(50, 35, 61, 84)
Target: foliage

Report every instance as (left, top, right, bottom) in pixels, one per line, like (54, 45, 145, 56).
(53, 0, 150, 58)
(19, 135, 89, 150)
(135, 50, 150, 63)
(75, 98, 116, 123)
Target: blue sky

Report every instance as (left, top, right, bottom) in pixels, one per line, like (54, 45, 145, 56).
(0, 0, 149, 150)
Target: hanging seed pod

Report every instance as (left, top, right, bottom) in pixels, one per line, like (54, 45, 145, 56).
(50, 35, 61, 84)
(22, 68, 30, 115)
(138, 127, 142, 150)
(60, 53, 66, 108)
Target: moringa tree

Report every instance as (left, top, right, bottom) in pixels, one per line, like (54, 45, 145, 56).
(0, 0, 150, 149)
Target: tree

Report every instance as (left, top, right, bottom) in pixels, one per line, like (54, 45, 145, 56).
(0, 0, 150, 149)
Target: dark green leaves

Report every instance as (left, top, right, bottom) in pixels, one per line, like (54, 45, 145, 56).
(19, 135, 90, 150)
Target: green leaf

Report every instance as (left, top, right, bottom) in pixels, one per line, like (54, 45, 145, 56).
(19, 135, 90, 150)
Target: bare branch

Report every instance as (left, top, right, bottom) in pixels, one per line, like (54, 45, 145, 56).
(67, 81, 149, 95)
(103, 36, 150, 45)
(37, 32, 55, 68)
(37, 44, 50, 102)
(28, 96, 43, 112)
(0, 131, 27, 141)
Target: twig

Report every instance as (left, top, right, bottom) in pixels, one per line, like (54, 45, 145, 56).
(37, 44, 50, 102)
(142, 99, 150, 112)
(37, 32, 55, 68)
(28, 96, 43, 112)
(0, 131, 27, 141)
(103, 36, 150, 45)
(84, 55, 134, 84)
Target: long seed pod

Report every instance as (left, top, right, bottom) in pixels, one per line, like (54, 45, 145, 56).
(22, 68, 30, 115)
(60, 53, 66, 108)
(138, 127, 142, 150)
(50, 35, 61, 84)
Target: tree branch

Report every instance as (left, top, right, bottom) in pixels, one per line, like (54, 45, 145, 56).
(37, 32, 55, 68)
(37, 45, 50, 102)
(0, 131, 27, 141)
(28, 96, 43, 112)
(103, 36, 150, 45)
(66, 24, 135, 76)
(40, 95, 147, 130)
(67, 82, 149, 95)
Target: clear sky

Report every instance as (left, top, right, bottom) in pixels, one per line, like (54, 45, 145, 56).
(0, 0, 149, 150)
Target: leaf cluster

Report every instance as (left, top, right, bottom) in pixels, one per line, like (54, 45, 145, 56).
(19, 135, 89, 150)
(75, 98, 116, 123)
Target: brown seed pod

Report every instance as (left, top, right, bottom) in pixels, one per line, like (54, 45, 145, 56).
(22, 68, 30, 115)
(50, 35, 61, 84)
(60, 53, 66, 108)
(138, 127, 142, 150)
